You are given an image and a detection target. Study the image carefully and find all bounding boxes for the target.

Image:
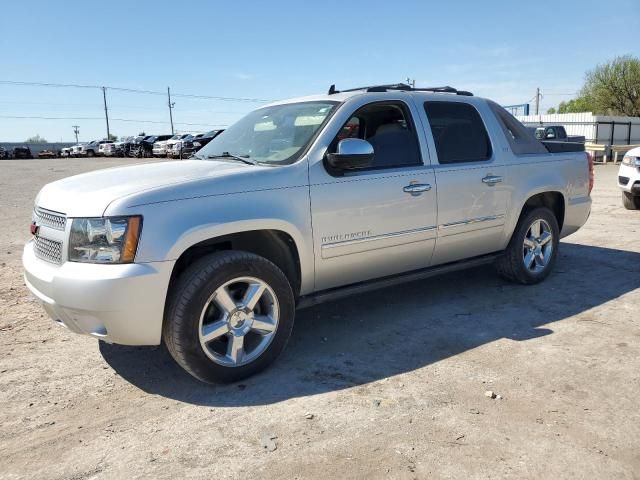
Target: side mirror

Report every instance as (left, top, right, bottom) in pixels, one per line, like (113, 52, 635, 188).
(326, 138, 374, 170)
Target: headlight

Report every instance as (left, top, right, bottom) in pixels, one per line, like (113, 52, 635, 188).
(622, 155, 640, 167)
(68, 216, 142, 264)
(193, 142, 201, 148)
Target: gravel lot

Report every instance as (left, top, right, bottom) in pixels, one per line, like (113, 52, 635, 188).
(0, 158, 639, 479)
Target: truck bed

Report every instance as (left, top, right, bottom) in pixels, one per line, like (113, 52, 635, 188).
(542, 141, 585, 153)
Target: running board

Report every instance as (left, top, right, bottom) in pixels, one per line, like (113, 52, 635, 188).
(297, 253, 501, 309)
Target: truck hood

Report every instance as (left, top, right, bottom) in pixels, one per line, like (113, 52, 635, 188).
(35, 160, 251, 217)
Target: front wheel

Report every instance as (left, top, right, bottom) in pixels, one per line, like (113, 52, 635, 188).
(496, 207, 559, 284)
(622, 192, 640, 210)
(163, 251, 295, 383)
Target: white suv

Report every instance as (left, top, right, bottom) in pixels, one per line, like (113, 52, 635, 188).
(618, 147, 640, 210)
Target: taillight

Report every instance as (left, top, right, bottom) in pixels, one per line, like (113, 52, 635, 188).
(586, 151, 594, 195)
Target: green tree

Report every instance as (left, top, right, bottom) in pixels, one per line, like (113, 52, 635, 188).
(557, 96, 595, 113)
(546, 107, 556, 114)
(548, 55, 640, 116)
(25, 134, 47, 144)
(107, 133, 118, 141)
(582, 55, 640, 116)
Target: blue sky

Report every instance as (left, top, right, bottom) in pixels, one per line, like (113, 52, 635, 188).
(1, 0, 639, 142)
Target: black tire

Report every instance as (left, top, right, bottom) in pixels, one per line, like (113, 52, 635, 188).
(163, 251, 295, 383)
(496, 207, 560, 285)
(622, 192, 640, 210)
(86, 150, 94, 157)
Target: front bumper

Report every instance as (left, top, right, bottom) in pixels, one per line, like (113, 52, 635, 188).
(618, 163, 640, 195)
(23, 241, 174, 346)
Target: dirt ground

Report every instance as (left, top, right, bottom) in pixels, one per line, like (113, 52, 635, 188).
(0, 158, 639, 479)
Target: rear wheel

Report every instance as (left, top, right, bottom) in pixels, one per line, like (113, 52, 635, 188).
(163, 251, 295, 383)
(622, 192, 640, 210)
(86, 150, 94, 157)
(496, 207, 559, 284)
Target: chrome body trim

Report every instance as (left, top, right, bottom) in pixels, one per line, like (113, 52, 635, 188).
(321, 225, 437, 250)
(438, 214, 505, 230)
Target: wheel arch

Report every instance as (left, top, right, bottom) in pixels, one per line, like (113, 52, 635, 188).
(502, 189, 566, 249)
(518, 191, 565, 231)
(167, 227, 305, 303)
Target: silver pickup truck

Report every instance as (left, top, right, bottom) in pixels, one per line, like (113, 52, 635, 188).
(23, 84, 593, 383)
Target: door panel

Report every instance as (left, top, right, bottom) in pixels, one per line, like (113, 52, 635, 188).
(417, 99, 509, 266)
(310, 168, 437, 291)
(431, 164, 507, 265)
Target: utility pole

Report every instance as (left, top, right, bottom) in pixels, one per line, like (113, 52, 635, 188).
(167, 87, 175, 135)
(72, 125, 80, 143)
(102, 87, 110, 140)
(534, 87, 542, 115)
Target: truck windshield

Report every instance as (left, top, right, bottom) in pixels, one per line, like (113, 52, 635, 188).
(196, 101, 338, 165)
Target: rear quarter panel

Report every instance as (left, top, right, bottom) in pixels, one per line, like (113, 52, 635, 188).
(501, 152, 591, 246)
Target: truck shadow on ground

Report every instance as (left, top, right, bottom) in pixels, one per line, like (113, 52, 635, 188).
(100, 242, 640, 406)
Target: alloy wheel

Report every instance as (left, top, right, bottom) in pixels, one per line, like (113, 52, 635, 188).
(198, 276, 279, 367)
(522, 218, 553, 273)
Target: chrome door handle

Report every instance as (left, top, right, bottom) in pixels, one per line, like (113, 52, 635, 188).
(403, 183, 432, 195)
(482, 175, 503, 186)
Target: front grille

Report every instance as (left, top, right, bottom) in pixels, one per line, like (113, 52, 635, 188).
(34, 236, 63, 264)
(34, 207, 66, 230)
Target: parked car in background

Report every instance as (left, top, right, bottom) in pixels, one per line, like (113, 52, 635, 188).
(163, 134, 192, 157)
(79, 140, 113, 157)
(23, 84, 593, 383)
(180, 129, 224, 158)
(98, 142, 115, 156)
(152, 136, 173, 157)
(169, 133, 202, 158)
(37, 150, 57, 159)
(114, 136, 135, 157)
(70, 144, 85, 157)
(60, 147, 72, 157)
(12, 146, 33, 159)
(129, 134, 172, 158)
(102, 143, 121, 157)
(534, 126, 585, 144)
(618, 147, 640, 210)
(127, 136, 152, 158)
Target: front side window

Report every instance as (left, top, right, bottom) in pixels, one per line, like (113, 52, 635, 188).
(196, 102, 338, 165)
(329, 101, 422, 170)
(424, 101, 492, 164)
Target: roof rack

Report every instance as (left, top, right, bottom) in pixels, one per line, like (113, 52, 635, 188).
(327, 83, 473, 96)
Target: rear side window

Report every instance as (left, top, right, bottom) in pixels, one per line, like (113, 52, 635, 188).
(423, 101, 492, 164)
(486, 100, 548, 155)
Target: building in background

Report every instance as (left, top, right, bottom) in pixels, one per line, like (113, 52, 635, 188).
(516, 112, 640, 147)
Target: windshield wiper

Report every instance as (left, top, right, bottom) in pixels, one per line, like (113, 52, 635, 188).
(207, 152, 257, 166)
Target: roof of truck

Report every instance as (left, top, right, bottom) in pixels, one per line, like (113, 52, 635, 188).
(263, 84, 483, 108)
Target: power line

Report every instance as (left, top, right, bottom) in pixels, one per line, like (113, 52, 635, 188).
(0, 80, 273, 103)
(0, 115, 226, 127)
(0, 100, 248, 115)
